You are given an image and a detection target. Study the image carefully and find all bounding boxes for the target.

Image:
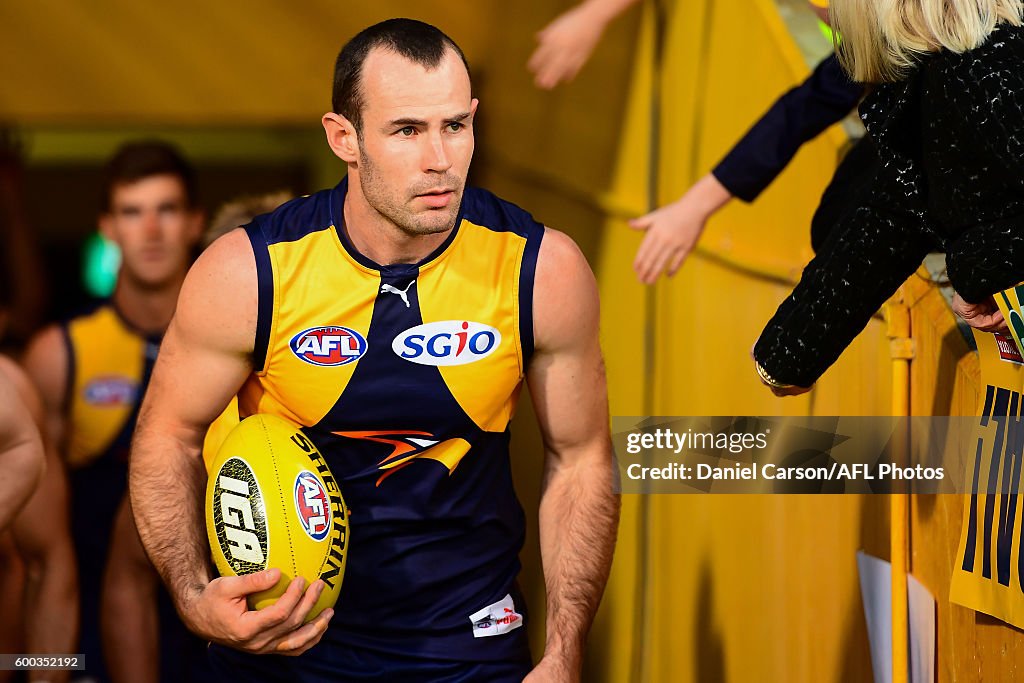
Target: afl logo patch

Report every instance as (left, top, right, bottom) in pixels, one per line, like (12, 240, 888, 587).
(393, 321, 501, 367)
(293, 471, 332, 541)
(290, 326, 368, 367)
(211, 457, 268, 573)
(83, 376, 138, 406)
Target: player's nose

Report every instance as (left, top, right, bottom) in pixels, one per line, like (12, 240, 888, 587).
(422, 134, 452, 173)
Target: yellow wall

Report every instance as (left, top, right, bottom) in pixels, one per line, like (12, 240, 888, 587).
(481, 0, 889, 680)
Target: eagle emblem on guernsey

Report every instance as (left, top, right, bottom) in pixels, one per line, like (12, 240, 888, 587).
(333, 430, 472, 486)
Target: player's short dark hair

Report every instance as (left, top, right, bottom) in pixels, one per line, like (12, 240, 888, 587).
(331, 18, 470, 134)
(100, 140, 198, 212)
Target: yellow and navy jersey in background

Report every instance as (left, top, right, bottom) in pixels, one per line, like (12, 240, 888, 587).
(62, 303, 215, 683)
(218, 178, 544, 671)
(63, 301, 156, 581)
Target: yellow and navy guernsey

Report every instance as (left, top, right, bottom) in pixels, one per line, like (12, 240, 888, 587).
(232, 178, 542, 666)
(62, 304, 158, 603)
(62, 304, 215, 683)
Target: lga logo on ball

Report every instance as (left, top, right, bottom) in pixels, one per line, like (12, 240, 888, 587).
(392, 321, 501, 366)
(290, 326, 367, 367)
(294, 471, 332, 541)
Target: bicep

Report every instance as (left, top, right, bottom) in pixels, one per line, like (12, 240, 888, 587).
(527, 229, 610, 464)
(137, 228, 257, 447)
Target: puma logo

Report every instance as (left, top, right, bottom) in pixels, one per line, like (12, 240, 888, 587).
(380, 281, 415, 308)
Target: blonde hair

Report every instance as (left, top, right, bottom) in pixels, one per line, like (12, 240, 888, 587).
(203, 190, 294, 248)
(830, 0, 1023, 82)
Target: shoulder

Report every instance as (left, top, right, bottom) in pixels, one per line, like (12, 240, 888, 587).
(533, 228, 598, 353)
(460, 187, 544, 239)
(245, 187, 337, 247)
(174, 228, 257, 356)
(22, 324, 69, 411)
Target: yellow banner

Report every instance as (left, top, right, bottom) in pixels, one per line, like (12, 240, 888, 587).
(949, 288, 1024, 629)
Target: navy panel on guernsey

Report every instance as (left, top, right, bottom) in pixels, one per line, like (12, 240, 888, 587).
(208, 178, 544, 678)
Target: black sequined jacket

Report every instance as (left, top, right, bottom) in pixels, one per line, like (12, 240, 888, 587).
(754, 23, 1024, 388)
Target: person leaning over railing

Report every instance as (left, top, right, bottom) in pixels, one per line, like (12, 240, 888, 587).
(753, 0, 1024, 395)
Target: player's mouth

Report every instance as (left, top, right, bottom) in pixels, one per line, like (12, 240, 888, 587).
(416, 189, 455, 209)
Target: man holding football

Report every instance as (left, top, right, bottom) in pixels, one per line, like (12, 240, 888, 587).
(130, 19, 619, 682)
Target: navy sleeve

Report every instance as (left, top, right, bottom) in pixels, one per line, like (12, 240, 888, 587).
(713, 54, 864, 202)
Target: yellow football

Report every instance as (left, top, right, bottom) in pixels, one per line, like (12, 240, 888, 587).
(205, 413, 348, 621)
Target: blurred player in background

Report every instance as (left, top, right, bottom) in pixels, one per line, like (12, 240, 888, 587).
(21, 141, 213, 683)
(99, 189, 294, 682)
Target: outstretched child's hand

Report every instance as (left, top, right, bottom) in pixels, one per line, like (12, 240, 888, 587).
(629, 173, 733, 284)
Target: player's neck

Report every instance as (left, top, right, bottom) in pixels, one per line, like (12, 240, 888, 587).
(111, 273, 185, 336)
(342, 184, 452, 266)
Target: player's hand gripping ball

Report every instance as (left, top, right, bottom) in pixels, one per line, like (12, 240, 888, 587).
(205, 414, 348, 622)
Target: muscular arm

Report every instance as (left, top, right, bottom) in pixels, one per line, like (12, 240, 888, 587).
(12, 345, 79, 680)
(526, 229, 619, 682)
(129, 228, 330, 654)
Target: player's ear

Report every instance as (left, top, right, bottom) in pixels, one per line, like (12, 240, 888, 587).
(322, 112, 359, 164)
(470, 98, 479, 118)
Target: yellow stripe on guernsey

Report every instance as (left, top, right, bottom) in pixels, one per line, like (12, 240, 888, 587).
(240, 226, 378, 425)
(65, 305, 145, 468)
(416, 220, 527, 431)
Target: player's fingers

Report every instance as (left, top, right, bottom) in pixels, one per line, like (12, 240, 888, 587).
(221, 568, 281, 599)
(240, 576, 306, 634)
(278, 580, 325, 633)
(274, 608, 335, 656)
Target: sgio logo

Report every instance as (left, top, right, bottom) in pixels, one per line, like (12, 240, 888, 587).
(392, 321, 501, 366)
(290, 326, 368, 367)
(211, 457, 268, 571)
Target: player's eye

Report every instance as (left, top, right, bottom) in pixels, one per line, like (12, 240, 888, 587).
(399, 126, 415, 136)
(447, 122, 463, 133)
